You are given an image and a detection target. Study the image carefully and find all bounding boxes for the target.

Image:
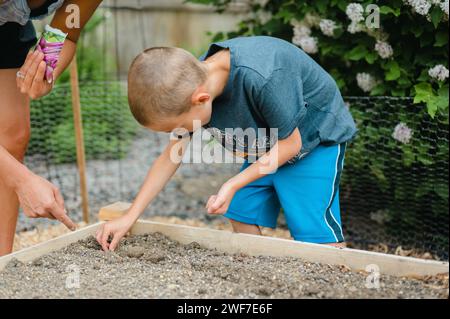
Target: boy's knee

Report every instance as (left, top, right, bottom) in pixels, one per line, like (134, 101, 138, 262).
(0, 127, 30, 161)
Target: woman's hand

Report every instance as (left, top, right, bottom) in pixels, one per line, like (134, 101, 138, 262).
(206, 181, 238, 215)
(96, 215, 136, 251)
(14, 170, 76, 230)
(16, 50, 53, 99)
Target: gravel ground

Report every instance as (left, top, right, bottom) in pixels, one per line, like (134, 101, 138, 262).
(1, 233, 448, 299)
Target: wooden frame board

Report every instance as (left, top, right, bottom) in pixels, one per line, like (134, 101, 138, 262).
(1, 202, 448, 277)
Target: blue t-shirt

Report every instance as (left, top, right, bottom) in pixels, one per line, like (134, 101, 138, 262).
(199, 36, 358, 162)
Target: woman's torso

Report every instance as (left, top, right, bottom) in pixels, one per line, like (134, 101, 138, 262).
(0, 0, 64, 26)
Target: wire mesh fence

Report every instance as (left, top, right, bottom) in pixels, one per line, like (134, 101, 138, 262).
(342, 97, 449, 260)
(23, 82, 449, 260)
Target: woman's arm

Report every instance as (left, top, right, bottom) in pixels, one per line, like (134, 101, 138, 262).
(48, 0, 103, 80)
(0, 145, 30, 190)
(17, 0, 103, 98)
(0, 145, 76, 230)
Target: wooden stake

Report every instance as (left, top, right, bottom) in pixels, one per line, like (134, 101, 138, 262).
(70, 55, 89, 223)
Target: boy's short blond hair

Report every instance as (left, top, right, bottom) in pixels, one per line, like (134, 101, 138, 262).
(128, 47, 208, 126)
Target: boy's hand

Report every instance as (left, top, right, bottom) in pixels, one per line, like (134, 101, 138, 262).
(96, 215, 135, 251)
(206, 181, 237, 215)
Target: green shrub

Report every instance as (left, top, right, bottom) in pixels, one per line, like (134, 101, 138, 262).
(189, 0, 449, 118)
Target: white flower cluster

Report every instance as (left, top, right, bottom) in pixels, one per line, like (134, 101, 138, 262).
(319, 19, 337, 37)
(404, 0, 449, 16)
(347, 21, 364, 34)
(356, 73, 378, 92)
(392, 123, 413, 144)
(297, 36, 319, 54)
(375, 40, 394, 59)
(345, 3, 366, 34)
(428, 64, 449, 81)
(346, 3, 365, 22)
(291, 21, 318, 54)
(291, 20, 311, 37)
(409, 0, 432, 15)
(441, 0, 449, 15)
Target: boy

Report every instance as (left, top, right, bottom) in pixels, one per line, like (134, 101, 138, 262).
(96, 36, 358, 251)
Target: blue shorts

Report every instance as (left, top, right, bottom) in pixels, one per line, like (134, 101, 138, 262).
(225, 143, 347, 244)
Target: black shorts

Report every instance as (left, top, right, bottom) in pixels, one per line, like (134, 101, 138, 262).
(0, 21, 37, 69)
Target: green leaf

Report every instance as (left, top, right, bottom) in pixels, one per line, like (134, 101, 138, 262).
(417, 69, 430, 81)
(370, 84, 386, 95)
(410, 24, 424, 37)
(385, 61, 401, 81)
(346, 45, 369, 61)
(415, 182, 433, 198)
(370, 165, 387, 183)
(438, 84, 449, 100)
(435, 31, 448, 47)
(398, 76, 412, 86)
(336, 0, 347, 11)
(365, 51, 378, 64)
(413, 82, 444, 117)
(402, 148, 415, 167)
(315, 0, 328, 14)
(379, 5, 400, 16)
(434, 183, 449, 200)
(414, 82, 434, 103)
(430, 6, 443, 28)
(391, 88, 406, 96)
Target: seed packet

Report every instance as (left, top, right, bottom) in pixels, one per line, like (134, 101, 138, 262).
(36, 25, 67, 82)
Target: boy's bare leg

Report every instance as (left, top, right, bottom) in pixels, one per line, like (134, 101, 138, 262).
(229, 219, 262, 236)
(230, 217, 346, 248)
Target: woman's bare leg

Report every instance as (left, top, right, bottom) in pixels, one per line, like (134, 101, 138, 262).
(0, 69, 31, 256)
(229, 219, 262, 236)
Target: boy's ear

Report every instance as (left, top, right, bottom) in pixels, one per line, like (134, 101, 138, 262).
(191, 86, 210, 105)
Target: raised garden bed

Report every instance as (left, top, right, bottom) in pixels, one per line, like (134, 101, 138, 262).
(0, 203, 448, 299)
